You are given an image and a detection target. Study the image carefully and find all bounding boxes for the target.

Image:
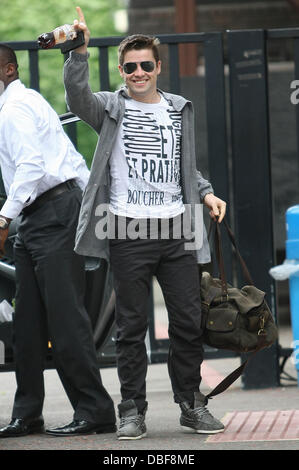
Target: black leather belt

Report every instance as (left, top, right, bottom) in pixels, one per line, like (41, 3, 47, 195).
(22, 179, 78, 216)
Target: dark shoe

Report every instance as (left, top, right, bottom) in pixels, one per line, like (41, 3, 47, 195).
(0, 417, 44, 438)
(45, 420, 116, 436)
(117, 400, 147, 440)
(180, 392, 224, 434)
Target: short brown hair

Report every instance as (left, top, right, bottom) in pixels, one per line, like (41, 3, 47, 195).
(118, 34, 160, 66)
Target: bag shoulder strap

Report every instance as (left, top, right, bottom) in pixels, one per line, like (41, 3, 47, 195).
(205, 340, 265, 400)
(205, 360, 248, 399)
(203, 217, 260, 399)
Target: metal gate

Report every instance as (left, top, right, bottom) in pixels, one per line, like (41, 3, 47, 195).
(1, 29, 299, 389)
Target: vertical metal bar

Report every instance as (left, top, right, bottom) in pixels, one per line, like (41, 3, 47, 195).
(228, 29, 279, 389)
(168, 43, 181, 94)
(66, 122, 78, 149)
(99, 47, 110, 91)
(204, 34, 229, 202)
(28, 49, 40, 92)
(204, 33, 232, 281)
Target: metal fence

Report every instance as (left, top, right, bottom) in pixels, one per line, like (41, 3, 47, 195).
(2, 28, 299, 388)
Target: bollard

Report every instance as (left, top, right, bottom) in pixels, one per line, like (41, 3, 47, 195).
(286, 205, 299, 385)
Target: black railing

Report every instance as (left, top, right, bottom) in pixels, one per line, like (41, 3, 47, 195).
(6, 32, 230, 198)
(1, 33, 232, 375)
(3, 28, 299, 388)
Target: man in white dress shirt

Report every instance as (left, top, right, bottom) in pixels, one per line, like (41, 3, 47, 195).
(0, 44, 116, 437)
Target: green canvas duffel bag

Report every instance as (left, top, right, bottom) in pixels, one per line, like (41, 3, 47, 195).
(201, 272, 278, 353)
(200, 219, 278, 400)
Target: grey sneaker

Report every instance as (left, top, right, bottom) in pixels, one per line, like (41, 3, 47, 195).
(117, 400, 147, 440)
(180, 392, 224, 434)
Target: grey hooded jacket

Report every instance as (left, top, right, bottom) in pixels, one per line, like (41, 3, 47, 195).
(64, 51, 213, 263)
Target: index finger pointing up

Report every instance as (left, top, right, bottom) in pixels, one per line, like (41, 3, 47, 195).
(76, 6, 86, 24)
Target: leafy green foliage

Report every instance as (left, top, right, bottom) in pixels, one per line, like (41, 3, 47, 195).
(1, 0, 127, 167)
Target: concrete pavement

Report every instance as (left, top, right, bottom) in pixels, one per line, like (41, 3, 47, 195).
(0, 326, 298, 453)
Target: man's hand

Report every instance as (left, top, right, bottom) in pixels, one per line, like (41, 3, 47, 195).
(203, 193, 227, 223)
(73, 6, 90, 54)
(0, 227, 9, 258)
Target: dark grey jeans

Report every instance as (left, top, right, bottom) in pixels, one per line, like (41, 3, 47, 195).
(109, 231, 204, 412)
(12, 188, 115, 425)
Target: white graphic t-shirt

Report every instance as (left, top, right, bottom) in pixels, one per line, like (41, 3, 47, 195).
(109, 95, 185, 218)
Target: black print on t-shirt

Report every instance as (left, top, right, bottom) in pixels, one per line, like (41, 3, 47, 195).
(123, 107, 182, 206)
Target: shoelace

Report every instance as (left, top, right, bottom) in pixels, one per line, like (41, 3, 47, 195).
(192, 406, 212, 418)
(119, 414, 143, 428)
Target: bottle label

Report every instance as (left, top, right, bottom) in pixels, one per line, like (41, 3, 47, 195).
(53, 24, 77, 44)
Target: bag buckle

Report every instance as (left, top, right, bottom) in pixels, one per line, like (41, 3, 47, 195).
(258, 315, 266, 336)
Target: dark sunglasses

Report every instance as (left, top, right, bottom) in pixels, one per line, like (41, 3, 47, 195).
(123, 61, 155, 74)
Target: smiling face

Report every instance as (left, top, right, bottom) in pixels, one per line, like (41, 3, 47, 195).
(119, 48, 161, 103)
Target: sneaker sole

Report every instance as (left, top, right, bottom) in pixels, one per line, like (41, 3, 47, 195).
(181, 425, 224, 434)
(117, 432, 147, 440)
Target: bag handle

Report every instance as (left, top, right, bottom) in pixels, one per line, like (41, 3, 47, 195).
(210, 217, 254, 295)
(222, 218, 254, 286)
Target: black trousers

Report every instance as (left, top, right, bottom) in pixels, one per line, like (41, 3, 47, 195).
(109, 233, 204, 412)
(12, 188, 115, 425)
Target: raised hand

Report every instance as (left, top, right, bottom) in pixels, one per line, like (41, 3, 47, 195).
(73, 6, 90, 53)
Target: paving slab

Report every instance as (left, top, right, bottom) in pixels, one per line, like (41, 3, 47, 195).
(0, 326, 298, 454)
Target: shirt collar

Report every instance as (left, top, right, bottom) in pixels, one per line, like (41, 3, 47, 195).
(0, 79, 23, 111)
(119, 86, 189, 112)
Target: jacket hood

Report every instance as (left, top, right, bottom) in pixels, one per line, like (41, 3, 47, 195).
(118, 86, 190, 112)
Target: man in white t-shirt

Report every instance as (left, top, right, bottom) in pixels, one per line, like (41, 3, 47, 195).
(64, 6, 227, 440)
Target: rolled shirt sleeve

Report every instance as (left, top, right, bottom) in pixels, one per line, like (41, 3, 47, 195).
(1, 103, 46, 219)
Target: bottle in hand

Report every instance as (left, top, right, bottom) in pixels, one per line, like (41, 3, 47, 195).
(38, 24, 78, 49)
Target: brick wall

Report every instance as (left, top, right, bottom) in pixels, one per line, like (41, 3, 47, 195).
(128, 1, 299, 59)
(129, 0, 299, 33)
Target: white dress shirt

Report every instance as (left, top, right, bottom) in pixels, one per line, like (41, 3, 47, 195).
(0, 79, 90, 219)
